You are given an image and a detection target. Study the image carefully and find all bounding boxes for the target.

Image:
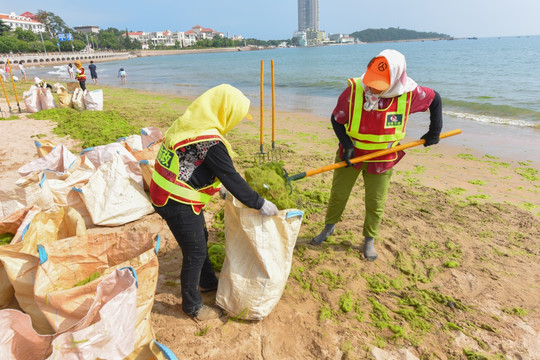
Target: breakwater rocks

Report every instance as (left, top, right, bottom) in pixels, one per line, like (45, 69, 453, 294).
(0, 51, 133, 67)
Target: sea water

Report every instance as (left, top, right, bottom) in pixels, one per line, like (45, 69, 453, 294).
(34, 35, 540, 162)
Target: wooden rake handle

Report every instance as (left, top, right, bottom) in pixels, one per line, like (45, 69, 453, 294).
(285, 129, 462, 182)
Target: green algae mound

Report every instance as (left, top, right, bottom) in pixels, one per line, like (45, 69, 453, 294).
(208, 243, 226, 272)
(0, 233, 14, 245)
(244, 161, 295, 210)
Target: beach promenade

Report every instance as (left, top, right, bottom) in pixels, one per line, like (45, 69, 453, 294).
(0, 50, 134, 67)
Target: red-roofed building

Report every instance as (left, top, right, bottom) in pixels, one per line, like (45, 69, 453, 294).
(19, 11, 38, 21)
(0, 12, 44, 33)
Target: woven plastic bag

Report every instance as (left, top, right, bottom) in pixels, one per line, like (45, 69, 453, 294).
(0, 206, 86, 334)
(215, 195, 303, 320)
(38, 89, 57, 110)
(0, 172, 55, 218)
(0, 268, 141, 360)
(33, 231, 160, 350)
(74, 153, 153, 226)
(82, 89, 103, 111)
(23, 85, 41, 113)
(56, 86, 73, 108)
(72, 88, 85, 111)
(80, 142, 143, 188)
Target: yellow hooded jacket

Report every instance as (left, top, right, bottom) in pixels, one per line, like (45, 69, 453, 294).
(150, 84, 251, 214)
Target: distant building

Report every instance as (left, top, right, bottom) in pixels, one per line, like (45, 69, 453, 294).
(0, 12, 44, 33)
(296, 1, 325, 45)
(186, 25, 223, 41)
(298, 0, 319, 31)
(124, 25, 225, 49)
(328, 33, 355, 44)
(73, 25, 100, 34)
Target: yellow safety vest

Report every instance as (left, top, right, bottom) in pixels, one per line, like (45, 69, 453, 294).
(346, 78, 412, 152)
(151, 139, 221, 211)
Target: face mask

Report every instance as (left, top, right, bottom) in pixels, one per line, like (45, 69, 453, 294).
(363, 89, 380, 111)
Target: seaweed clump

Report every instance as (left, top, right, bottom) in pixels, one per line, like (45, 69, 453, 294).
(244, 161, 296, 210)
(0, 233, 14, 246)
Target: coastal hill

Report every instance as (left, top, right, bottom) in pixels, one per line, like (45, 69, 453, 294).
(351, 27, 453, 42)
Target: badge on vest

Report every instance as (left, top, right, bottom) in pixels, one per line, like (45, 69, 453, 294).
(385, 113, 403, 127)
(157, 144, 174, 168)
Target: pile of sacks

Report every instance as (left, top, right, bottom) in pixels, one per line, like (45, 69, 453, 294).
(23, 80, 103, 113)
(0, 127, 178, 359)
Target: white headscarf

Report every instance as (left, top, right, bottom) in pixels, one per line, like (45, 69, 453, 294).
(360, 49, 417, 110)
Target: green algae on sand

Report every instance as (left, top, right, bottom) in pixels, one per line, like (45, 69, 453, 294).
(0, 233, 14, 245)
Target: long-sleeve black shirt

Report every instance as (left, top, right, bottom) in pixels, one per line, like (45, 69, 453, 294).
(187, 142, 264, 210)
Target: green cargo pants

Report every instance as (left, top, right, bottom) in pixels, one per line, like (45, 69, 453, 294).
(325, 152, 393, 238)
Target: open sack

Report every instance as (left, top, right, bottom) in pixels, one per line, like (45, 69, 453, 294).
(216, 195, 303, 320)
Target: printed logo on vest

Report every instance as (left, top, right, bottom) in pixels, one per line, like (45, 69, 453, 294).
(157, 145, 174, 168)
(385, 113, 403, 127)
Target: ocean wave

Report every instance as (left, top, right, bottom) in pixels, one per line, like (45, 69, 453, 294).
(443, 110, 540, 128)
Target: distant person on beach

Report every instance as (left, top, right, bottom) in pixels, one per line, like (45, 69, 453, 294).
(311, 49, 443, 261)
(18, 62, 26, 82)
(88, 60, 98, 85)
(149, 84, 278, 321)
(118, 67, 127, 84)
(67, 63, 74, 79)
(0, 68, 6, 82)
(75, 60, 87, 91)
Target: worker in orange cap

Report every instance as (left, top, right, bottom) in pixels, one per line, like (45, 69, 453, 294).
(311, 49, 443, 261)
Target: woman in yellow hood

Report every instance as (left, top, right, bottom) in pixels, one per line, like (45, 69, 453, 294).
(74, 60, 86, 90)
(150, 84, 278, 321)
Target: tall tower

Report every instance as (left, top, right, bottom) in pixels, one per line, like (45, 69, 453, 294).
(298, 0, 319, 31)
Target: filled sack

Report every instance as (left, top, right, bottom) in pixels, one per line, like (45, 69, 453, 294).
(38, 89, 57, 110)
(83, 89, 103, 111)
(34, 232, 160, 351)
(56, 86, 73, 108)
(23, 86, 41, 113)
(216, 195, 303, 320)
(72, 88, 85, 111)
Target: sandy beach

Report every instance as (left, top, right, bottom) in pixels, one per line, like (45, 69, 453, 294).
(0, 84, 538, 359)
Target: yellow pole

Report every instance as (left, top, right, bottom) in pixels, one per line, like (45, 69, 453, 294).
(6, 60, 21, 113)
(271, 59, 276, 149)
(259, 60, 264, 153)
(0, 75, 12, 112)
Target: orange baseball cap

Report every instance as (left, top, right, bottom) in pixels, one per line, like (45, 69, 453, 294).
(363, 56, 390, 91)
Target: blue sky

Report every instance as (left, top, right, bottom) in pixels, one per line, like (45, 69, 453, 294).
(7, 0, 540, 40)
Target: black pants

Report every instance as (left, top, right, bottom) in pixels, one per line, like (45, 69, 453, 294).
(153, 201, 218, 315)
(78, 80, 86, 91)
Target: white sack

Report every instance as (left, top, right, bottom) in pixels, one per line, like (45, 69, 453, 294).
(80, 142, 143, 188)
(74, 154, 153, 226)
(38, 89, 57, 110)
(216, 195, 303, 320)
(22, 86, 41, 113)
(72, 88, 85, 111)
(83, 89, 103, 111)
(141, 127, 164, 148)
(17, 144, 78, 177)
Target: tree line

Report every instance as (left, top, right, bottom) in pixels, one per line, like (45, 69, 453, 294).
(350, 27, 452, 43)
(0, 10, 292, 54)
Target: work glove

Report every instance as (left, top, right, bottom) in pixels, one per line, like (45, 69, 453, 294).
(219, 186, 227, 199)
(260, 199, 279, 216)
(421, 131, 440, 147)
(342, 147, 355, 167)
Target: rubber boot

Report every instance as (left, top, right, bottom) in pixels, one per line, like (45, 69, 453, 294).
(364, 237, 378, 261)
(310, 224, 335, 245)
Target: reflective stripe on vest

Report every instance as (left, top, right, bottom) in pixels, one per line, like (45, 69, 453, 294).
(152, 143, 215, 204)
(347, 78, 412, 151)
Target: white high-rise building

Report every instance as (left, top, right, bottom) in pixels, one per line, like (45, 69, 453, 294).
(298, 0, 319, 31)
